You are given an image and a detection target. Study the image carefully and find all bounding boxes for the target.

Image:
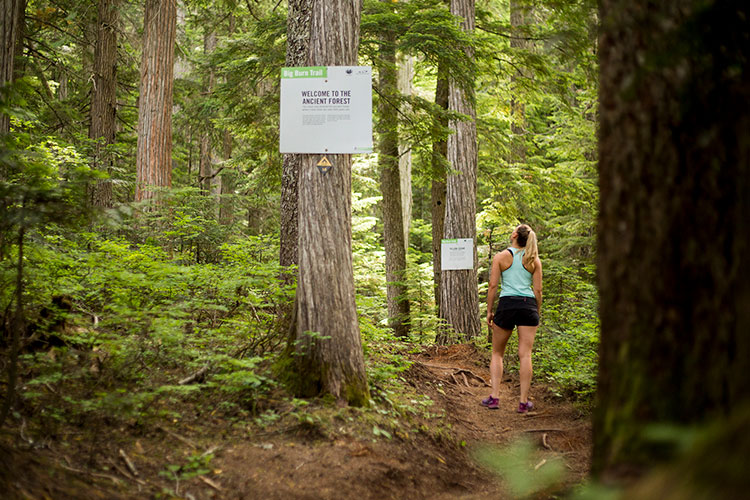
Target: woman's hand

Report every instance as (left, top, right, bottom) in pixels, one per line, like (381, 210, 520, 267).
(487, 310, 494, 327)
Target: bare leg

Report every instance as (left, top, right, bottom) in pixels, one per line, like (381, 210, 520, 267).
(490, 323, 513, 399)
(517, 325, 538, 403)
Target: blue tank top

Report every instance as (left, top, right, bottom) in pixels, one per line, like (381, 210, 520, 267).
(500, 248, 535, 298)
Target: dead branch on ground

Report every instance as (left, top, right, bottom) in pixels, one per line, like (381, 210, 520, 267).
(118, 448, 138, 477)
(157, 425, 198, 449)
(542, 433, 551, 450)
(199, 475, 222, 491)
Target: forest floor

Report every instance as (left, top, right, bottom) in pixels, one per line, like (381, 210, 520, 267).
(1, 344, 591, 499)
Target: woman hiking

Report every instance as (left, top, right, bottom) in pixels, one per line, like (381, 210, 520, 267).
(482, 224, 542, 413)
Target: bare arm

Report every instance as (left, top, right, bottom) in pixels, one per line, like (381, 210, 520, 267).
(486, 253, 503, 326)
(532, 257, 543, 314)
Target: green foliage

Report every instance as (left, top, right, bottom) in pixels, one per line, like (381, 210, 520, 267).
(4, 0, 601, 438)
(362, 0, 477, 92)
(5, 218, 293, 429)
(465, 0, 600, 400)
(570, 483, 622, 500)
(159, 450, 215, 484)
(207, 356, 274, 404)
(533, 262, 598, 398)
(0, 135, 97, 239)
(474, 438, 567, 498)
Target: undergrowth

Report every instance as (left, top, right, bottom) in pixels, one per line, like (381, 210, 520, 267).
(1, 194, 597, 444)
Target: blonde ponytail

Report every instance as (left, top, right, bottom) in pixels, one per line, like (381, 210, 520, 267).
(516, 224, 538, 271)
(522, 230, 538, 271)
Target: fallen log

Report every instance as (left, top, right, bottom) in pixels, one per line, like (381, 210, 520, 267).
(177, 365, 209, 385)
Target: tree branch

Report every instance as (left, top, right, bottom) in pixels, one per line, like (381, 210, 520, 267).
(477, 24, 548, 42)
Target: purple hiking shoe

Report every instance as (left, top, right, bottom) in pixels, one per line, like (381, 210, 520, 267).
(517, 400, 535, 413)
(481, 395, 499, 410)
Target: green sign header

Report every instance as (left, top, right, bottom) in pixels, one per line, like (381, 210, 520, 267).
(281, 66, 327, 79)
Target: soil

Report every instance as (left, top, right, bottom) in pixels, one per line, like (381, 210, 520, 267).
(0, 344, 591, 499)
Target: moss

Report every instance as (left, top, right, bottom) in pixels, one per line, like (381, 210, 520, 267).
(343, 378, 370, 408)
(274, 347, 370, 408)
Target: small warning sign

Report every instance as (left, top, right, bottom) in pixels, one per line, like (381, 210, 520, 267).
(317, 155, 332, 174)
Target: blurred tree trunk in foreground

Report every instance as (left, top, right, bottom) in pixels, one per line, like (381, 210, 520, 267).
(595, 0, 750, 487)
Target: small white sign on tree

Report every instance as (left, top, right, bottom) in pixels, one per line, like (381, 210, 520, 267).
(441, 238, 474, 270)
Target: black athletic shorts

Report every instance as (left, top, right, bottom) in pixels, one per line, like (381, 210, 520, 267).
(493, 296, 539, 330)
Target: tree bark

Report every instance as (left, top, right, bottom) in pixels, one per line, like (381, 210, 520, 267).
(0, 0, 25, 136)
(135, 0, 177, 202)
(431, 64, 448, 314)
(89, 0, 118, 208)
(219, 15, 235, 225)
(438, 0, 480, 342)
(219, 130, 235, 224)
(279, 0, 313, 272)
(199, 30, 216, 195)
(290, 0, 369, 406)
(377, 7, 410, 338)
(398, 53, 414, 251)
(594, 0, 750, 480)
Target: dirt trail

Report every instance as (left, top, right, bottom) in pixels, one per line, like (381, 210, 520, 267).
(411, 344, 592, 486)
(1, 344, 591, 499)
(191, 344, 591, 499)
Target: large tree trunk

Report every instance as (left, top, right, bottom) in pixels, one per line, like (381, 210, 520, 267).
(279, 0, 313, 272)
(134, 0, 177, 202)
(290, 0, 369, 406)
(594, 0, 750, 481)
(438, 0, 480, 342)
(377, 8, 410, 338)
(431, 64, 448, 313)
(0, 0, 25, 136)
(89, 0, 118, 208)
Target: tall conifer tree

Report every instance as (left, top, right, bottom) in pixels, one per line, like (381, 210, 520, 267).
(287, 0, 369, 405)
(438, 0, 480, 341)
(89, 0, 118, 208)
(0, 0, 25, 136)
(135, 0, 177, 202)
(431, 64, 448, 316)
(279, 0, 312, 272)
(377, 0, 410, 337)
